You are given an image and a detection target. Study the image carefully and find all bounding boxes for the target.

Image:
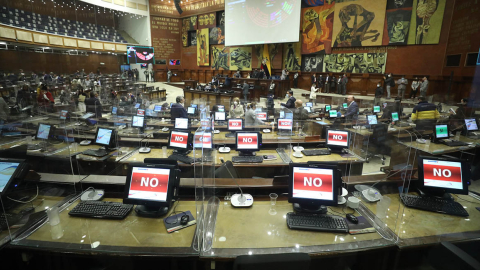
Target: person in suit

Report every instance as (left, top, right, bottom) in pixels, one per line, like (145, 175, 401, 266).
(229, 97, 244, 118)
(170, 96, 188, 120)
(340, 74, 348, 95)
(397, 76, 408, 99)
(144, 69, 150, 82)
(280, 90, 296, 109)
(150, 69, 155, 82)
(384, 73, 394, 99)
(343, 95, 359, 121)
(85, 91, 103, 118)
(293, 73, 299, 88)
(245, 102, 264, 126)
(324, 74, 330, 93)
(374, 83, 384, 106)
(242, 81, 250, 102)
(234, 70, 241, 78)
(331, 75, 337, 93)
(294, 100, 309, 120)
(311, 73, 316, 86)
(318, 74, 324, 91)
(419, 76, 429, 97)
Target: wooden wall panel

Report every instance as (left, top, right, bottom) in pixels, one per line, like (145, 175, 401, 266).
(0, 26, 16, 39)
(33, 33, 49, 44)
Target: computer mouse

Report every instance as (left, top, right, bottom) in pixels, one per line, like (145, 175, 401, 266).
(263, 155, 268, 159)
(346, 214, 358, 224)
(180, 214, 189, 225)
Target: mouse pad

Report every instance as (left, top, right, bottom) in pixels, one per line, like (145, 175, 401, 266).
(163, 210, 196, 233)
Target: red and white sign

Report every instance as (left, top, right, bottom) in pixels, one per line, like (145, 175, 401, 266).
(278, 119, 293, 130)
(194, 132, 212, 149)
(327, 130, 349, 147)
(229, 119, 243, 130)
(423, 160, 463, 190)
(170, 131, 188, 149)
(292, 167, 334, 200)
(237, 133, 258, 150)
(137, 109, 145, 116)
(128, 167, 170, 201)
(256, 112, 267, 121)
(60, 110, 68, 119)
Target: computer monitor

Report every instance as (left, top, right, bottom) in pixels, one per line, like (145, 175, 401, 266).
(329, 110, 337, 118)
(59, 110, 68, 120)
(326, 129, 349, 152)
(256, 111, 267, 121)
(81, 112, 95, 119)
(279, 110, 285, 119)
(191, 104, 198, 109)
(135, 103, 140, 109)
(132, 116, 145, 128)
(187, 107, 196, 115)
(278, 118, 293, 131)
(288, 163, 339, 211)
(343, 103, 348, 109)
(112, 107, 118, 115)
(285, 112, 294, 119)
(123, 163, 177, 217)
(175, 118, 189, 129)
(465, 118, 478, 131)
(391, 112, 399, 122)
(367, 115, 378, 125)
(235, 132, 262, 156)
(0, 159, 29, 195)
(218, 105, 225, 112)
(193, 131, 213, 149)
(153, 105, 162, 112)
(418, 156, 469, 196)
(214, 111, 226, 121)
(434, 124, 449, 140)
(94, 127, 116, 149)
(145, 109, 155, 117)
(167, 130, 193, 154)
(36, 123, 54, 140)
(228, 119, 243, 131)
(305, 102, 313, 108)
(304, 106, 312, 113)
(137, 109, 145, 116)
(325, 105, 331, 112)
(373, 106, 381, 113)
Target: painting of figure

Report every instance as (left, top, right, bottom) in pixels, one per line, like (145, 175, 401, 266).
(283, 43, 302, 71)
(407, 0, 446, 44)
(301, 3, 334, 54)
(229, 47, 252, 71)
(197, 28, 209, 66)
(211, 45, 229, 70)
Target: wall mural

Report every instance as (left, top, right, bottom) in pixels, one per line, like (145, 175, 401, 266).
(301, 2, 335, 54)
(383, 0, 414, 45)
(229, 47, 252, 71)
(198, 13, 216, 29)
(197, 28, 209, 66)
(190, 31, 197, 46)
(211, 45, 230, 70)
(407, 0, 446, 45)
(209, 26, 225, 45)
(323, 53, 388, 73)
(332, 0, 387, 47)
(301, 53, 325, 72)
(283, 42, 302, 71)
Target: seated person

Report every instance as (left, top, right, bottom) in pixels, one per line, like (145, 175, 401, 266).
(245, 102, 264, 126)
(279, 90, 296, 109)
(293, 100, 309, 120)
(170, 96, 188, 120)
(343, 95, 359, 121)
(411, 96, 440, 130)
(85, 91, 102, 118)
(450, 98, 474, 119)
(205, 84, 212, 91)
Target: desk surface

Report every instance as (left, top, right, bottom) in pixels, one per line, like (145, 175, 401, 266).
(398, 136, 479, 155)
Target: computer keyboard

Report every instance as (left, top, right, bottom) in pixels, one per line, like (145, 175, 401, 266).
(68, 200, 133, 220)
(442, 140, 469, 147)
(168, 153, 200, 164)
(0, 213, 23, 231)
(232, 156, 264, 163)
(302, 149, 331, 156)
(396, 122, 410, 127)
(286, 212, 349, 233)
(400, 194, 469, 217)
(83, 149, 109, 157)
(276, 148, 292, 163)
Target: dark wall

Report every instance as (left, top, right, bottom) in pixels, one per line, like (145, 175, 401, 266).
(0, 50, 125, 74)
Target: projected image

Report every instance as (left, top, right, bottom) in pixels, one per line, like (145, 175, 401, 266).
(225, 0, 301, 46)
(127, 46, 155, 64)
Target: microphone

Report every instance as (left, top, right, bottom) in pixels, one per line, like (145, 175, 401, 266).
(219, 158, 253, 207)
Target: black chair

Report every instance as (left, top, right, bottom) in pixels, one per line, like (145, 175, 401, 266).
(233, 253, 310, 270)
(215, 160, 238, 179)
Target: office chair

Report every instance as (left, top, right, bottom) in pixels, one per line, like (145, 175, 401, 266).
(367, 123, 388, 165)
(233, 253, 310, 270)
(215, 160, 239, 179)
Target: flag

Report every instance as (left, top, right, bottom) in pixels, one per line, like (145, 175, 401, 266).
(262, 44, 271, 77)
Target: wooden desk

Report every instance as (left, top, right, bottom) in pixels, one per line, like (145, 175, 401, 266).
(218, 78, 289, 101)
(183, 80, 197, 90)
(183, 89, 238, 110)
(398, 136, 479, 155)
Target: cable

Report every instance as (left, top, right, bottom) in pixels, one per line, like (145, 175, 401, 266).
(164, 198, 187, 225)
(327, 207, 344, 216)
(7, 185, 39, 204)
(454, 194, 480, 205)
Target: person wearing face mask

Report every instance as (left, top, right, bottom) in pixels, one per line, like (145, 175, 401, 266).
(170, 96, 188, 120)
(410, 77, 420, 99)
(245, 102, 264, 126)
(242, 81, 250, 102)
(230, 97, 244, 118)
(280, 90, 296, 109)
(397, 75, 408, 100)
(309, 83, 318, 105)
(384, 73, 394, 99)
(374, 83, 384, 106)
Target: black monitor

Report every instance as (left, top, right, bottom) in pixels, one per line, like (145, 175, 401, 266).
(112, 106, 118, 115)
(36, 123, 54, 140)
(187, 107, 196, 115)
(123, 163, 177, 217)
(256, 111, 267, 121)
(304, 106, 312, 113)
(417, 156, 469, 197)
(367, 114, 378, 125)
(175, 118, 189, 129)
(217, 105, 225, 112)
(326, 129, 349, 153)
(235, 132, 262, 156)
(328, 110, 338, 118)
(305, 102, 313, 108)
(153, 105, 162, 112)
(343, 103, 348, 109)
(0, 159, 29, 195)
(391, 112, 400, 122)
(167, 130, 193, 154)
(193, 130, 213, 149)
(137, 109, 145, 116)
(434, 124, 449, 140)
(214, 111, 226, 121)
(135, 103, 141, 109)
(373, 106, 381, 113)
(465, 118, 478, 131)
(94, 127, 116, 149)
(288, 163, 339, 212)
(325, 105, 331, 112)
(132, 116, 145, 128)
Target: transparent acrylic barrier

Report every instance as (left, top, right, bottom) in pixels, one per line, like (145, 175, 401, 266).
(1, 82, 79, 247)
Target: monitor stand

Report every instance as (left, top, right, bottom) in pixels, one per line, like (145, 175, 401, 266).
(239, 150, 256, 157)
(173, 149, 191, 156)
(135, 205, 169, 218)
(225, 131, 236, 138)
(417, 188, 454, 201)
(293, 203, 328, 214)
